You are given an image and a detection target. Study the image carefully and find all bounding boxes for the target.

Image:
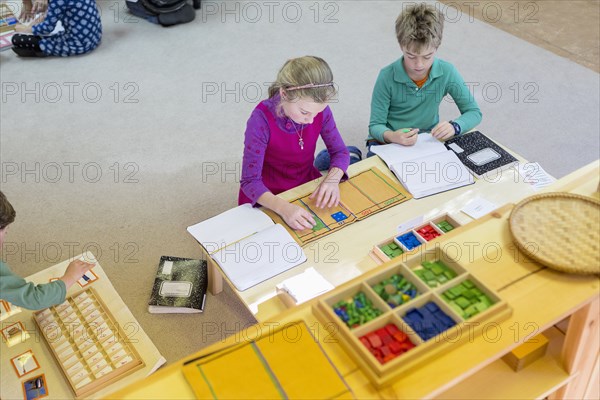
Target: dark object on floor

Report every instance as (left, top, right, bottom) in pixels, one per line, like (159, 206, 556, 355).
(126, 0, 201, 27)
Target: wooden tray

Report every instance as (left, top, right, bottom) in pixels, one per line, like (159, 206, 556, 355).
(509, 192, 600, 275)
(33, 288, 144, 398)
(313, 247, 511, 388)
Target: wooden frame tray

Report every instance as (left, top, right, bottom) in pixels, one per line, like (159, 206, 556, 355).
(313, 247, 512, 388)
(32, 288, 144, 398)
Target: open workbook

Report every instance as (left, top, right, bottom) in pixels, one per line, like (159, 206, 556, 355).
(371, 133, 474, 198)
(187, 204, 307, 291)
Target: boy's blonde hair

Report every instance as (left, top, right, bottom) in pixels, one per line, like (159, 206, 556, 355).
(0, 191, 16, 229)
(268, 56, 336, 103)
(395, 3, 444, 53)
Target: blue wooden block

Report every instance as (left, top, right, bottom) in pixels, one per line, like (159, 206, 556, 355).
(331, 211, 348, 222)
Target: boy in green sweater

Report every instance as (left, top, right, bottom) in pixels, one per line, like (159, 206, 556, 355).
(367, 3, 482, 153)
(0, 191, 94, 310)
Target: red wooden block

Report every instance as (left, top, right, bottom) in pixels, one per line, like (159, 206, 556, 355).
(367, 333, 382, 348)
(360, 337, 372, 350)
(383, 353, 396, 363)
(385, 324, 400, 335)
(382, 334, 394, 345)
(376, 328, 389, 338)
(380, 345, 392, 357)
(393, 331, 408, 342)
(388, 341, 403, 354)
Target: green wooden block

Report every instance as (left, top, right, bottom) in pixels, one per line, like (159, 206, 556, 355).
(423, 271, 436, 281)
(455, 297, 471, 309)
(431, 264, 444, 275)
(312, 218, 326, 231)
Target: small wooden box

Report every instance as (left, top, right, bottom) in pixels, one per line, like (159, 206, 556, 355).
(502, 333, 549, 371)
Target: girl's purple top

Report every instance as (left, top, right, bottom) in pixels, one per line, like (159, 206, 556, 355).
(239, 95, 350, 205)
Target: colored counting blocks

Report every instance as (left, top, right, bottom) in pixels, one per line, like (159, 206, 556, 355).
(372, 274, 419, 308)
(441, 280, 495, 319)
(396, 232, 422, 251)
(333, 292, 383, 329)
(436, 220, 455, 233)
(312, 218, 326, 232)
(413, 260, 457, 288)
(378, 242, 404, 259)
(331, 212, 348, 222)
(403, 302, 456, 341)
(359, 323, 416, 364)
(416, 225, 441, 241)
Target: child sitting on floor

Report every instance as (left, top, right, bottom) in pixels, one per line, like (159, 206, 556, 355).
(12, 0, 102, 57)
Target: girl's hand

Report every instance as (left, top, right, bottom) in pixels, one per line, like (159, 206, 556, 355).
(19, 0, 33, 22)
(14, 23, 33, 33)
(431, 121, 455, 140)
(32, 0, 48, 14)
(280, 203, 316, 231)
(310, 178, 341, 209)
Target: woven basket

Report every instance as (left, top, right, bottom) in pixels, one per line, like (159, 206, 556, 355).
(509, 192, 600, 275)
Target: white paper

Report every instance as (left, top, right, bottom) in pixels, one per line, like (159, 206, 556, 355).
(276, 267, 334, 304)
(371, 133, 447, 167)
(397, 216, 424, 233)
(161, 261, 173, 275)
(461, 197, 498, 219)
(391, 150, 474, 198)
(517, 162, 556, 190)
(187, 204, 274, 253)
(212, 224, 306, 291)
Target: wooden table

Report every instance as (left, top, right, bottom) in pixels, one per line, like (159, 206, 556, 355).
(208, 155, 541, 320)
(0, 253, 166, 400)
(109, 161, 600, 400)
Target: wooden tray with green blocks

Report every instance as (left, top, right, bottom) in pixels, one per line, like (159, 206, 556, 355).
(313, 247, 512, 388)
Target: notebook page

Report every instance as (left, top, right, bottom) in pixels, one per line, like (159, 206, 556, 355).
(187, 204, 274, 253)
(370, 133, 447, 167)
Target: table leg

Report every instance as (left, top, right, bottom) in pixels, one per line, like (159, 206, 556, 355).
(207, 258, 223, 295)
(549, 297, 600, 399)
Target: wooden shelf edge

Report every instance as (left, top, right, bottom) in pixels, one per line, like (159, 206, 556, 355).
(433, 326, 572, 400)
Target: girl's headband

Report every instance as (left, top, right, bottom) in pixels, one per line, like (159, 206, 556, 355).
(286, 82, 335, 91)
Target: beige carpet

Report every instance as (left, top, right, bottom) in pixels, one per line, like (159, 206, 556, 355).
(0, 0, 598, 364)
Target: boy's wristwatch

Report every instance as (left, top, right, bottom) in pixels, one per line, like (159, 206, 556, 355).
(450, 121, 461, 135)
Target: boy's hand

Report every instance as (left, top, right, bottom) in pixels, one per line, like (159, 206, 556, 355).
(15, 23, 33, 33)
(385, 128, 419, 146)
(280, 203, 316, 231)
(431, 121, 455, 140)
(60, 260, 95, 289)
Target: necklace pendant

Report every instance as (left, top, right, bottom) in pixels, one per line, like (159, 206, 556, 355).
(299, 139, 304, 150)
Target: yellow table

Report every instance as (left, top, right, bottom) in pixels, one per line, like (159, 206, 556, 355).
(0, 253, 166, 399)
(109, 161, 600, 400)
(208, 155, 541, 320)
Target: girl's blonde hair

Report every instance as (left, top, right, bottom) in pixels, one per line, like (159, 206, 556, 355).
(396, 3, 444, 53)
(268, 56, 336, 103)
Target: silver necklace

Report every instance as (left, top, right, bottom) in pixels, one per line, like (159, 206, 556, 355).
(290, 120, 304, 150)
